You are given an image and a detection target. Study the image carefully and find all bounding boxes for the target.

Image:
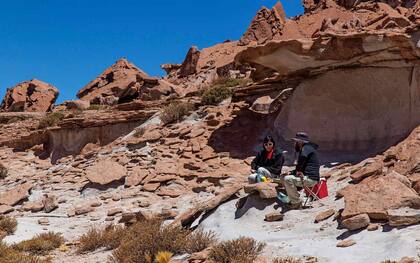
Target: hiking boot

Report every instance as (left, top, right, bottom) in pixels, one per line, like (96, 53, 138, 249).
(288, 202, 302, 210)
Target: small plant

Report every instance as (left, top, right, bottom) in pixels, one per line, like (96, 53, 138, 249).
(155, 251, 173, 263)
(0, 242, 44, 263)
(0, 216, 17, 235)
(184, 229, 217, 254)
(201, 77, 247, 106)
(0, 163, 7, 179)
(77, 225, 127, 254)
(273, 257, 305, 263)
(6, 116, 29, 124)
(37, 112, 65, 129)
(13, 232, 64, 255)
(87, 104, 103, 111)
(160, 101, 194, 125)
(109, 218, 190, 263)
(76, 228, 103, 254)
(209, 237, 265, 263)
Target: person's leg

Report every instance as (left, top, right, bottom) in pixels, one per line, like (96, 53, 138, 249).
(302, 177, 318, 188)
(283, 175, 303, 205)
(257, 167, 273, 179)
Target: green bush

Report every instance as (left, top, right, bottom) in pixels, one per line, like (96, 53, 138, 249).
(201, 78, 247, 106)
(87, 104, 104, 111)
(37, 112, 65, 129)
(160, 102, 194, 125)
(209, 237, 265, 263)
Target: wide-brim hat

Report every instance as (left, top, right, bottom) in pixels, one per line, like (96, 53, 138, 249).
(291, 132, 310, 143)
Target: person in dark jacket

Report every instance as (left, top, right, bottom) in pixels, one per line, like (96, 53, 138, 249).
(281, 132, 320, 209)
(249, 135, 285, 183)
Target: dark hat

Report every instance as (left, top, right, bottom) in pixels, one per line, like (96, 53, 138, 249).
(292, 132, 310, 143)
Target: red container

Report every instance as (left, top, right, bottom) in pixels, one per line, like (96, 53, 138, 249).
(305, 179, 328, 199)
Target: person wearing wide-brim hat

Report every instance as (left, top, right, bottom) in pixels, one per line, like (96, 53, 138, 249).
(280, 132, 320, 209)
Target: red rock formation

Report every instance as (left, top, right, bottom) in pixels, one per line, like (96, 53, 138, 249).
(239, 1, 287, 46)
(0, 79, 59, 112)
(178, 46, 201, 77)
(77, 58, 177, 105)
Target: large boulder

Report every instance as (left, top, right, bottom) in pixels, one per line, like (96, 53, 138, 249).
(340, 175, 420, 220)
(77, 58, 176, 105)
(85, 160, 127, 185)
(0, 79, 59, 112)
(0, 182, 33, 206)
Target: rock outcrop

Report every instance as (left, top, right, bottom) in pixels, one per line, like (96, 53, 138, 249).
(0, 79, 59, 112)
(77, 58, 177, 105)
(236, 30, 420, 155)
(239, 2, 287, 46)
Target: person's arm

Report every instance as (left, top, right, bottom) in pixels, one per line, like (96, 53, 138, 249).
(251, 151, 261, 171)
(266, 153, 284, 175)
(296, 145, 311, 176)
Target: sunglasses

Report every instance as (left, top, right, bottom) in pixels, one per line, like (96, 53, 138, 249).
(264, 142, 274, 147)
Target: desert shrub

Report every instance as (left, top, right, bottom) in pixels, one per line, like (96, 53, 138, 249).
(77, 225, 127, 254)
(6, 116, 29, 124)
(201, 78, 247, 106)
(37, 112, 65, 129)
(13, 232, 64, 255)
(0, 216, 17, 235)
(87, 104, 104, 111)
(208, 237, 265, 263)
(0, 242, 45, 263)
(184, 229, 217, 254)
(381, 261, 397, 263)
(76, 228, 103, 253)
(154, 251, 173, 263)
(160, 101, 194, 125)
(273, 257, 305, 263)
(0, 163, 7, 179)
(109, 218, 190, 263)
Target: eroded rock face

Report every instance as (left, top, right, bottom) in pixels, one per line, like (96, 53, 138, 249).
(77, 58, 177, 105)
(0, 79, 59, 112)
(236, 32, 420, 155)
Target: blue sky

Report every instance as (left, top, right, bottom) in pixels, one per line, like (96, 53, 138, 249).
(0, 1, 303, 103)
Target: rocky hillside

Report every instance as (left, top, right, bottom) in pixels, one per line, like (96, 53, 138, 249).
(0, 1, 419, 263)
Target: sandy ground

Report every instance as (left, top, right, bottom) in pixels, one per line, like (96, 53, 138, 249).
(199, 182, 420, 263)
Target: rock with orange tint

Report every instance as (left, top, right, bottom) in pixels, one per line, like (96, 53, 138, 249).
(0, 79, 59, 112)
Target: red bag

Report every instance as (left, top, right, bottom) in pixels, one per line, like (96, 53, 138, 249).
(305, 179, 328, 199)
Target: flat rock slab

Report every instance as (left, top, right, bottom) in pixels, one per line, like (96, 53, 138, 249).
(265, 211, 284, 222)
(315, 209, 335, 223)
(0, 182, 33, 206)
(350, 162, 382, 182)
(85, 160, 127, 185)
(244, 183, 278, 199)
(341, 213, 370, 231)
(388, 208, 420, 227)
(337, 239, 356, 248)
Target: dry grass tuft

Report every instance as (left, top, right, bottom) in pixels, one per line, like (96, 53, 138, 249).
(208, 236, 265, 263)
(0, 163, 7, 179)
(184, 229, 217, 254)
(155, 251, 173, 263)
(0, 216, 17, 235)
(77, 225, 127, 253)
(160, 101, 195, 125)
(0, 242, 47, 263)
(109, 218, 190, 263)
(37, 112, 65, 129)
(273, 257, 303, 263)
(13, 232, 64, 255)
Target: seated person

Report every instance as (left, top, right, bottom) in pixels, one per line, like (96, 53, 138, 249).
(281, 132, 320, 209)
(249, 135, 284, 183)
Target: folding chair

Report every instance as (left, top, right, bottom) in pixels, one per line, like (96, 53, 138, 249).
(302, 178, 328, 206)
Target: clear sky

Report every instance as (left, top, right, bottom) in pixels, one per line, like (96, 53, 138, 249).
(0, 1, 303, 103)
